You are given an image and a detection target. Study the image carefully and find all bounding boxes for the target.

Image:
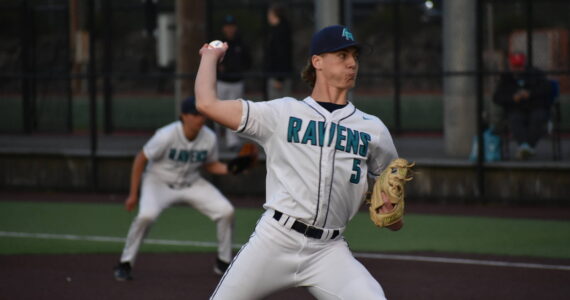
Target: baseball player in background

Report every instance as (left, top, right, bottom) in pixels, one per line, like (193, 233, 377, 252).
(196, 25, 402, 299)
(113, 96, 252, 281)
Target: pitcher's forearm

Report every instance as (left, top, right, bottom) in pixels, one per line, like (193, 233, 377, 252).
(195, 43, 243, 130)
(195, 55, 220, 113)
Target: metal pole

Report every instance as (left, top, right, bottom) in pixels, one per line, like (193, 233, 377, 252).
(30, 3, 38, 132)
(87, 0, 98, 190)
(103, 0, 113, 134)
(526, 0, 533, 68)
(393, 0, 402, 134)
(475, 0, 485, 199)
(315, 0, 339, 30)
(343, 0, 354, 104)
(65, 0, 73, 132)
(206, 0, 212, 42)
(20, 0, 32, 133)
(261, 3, 268, 101)
(343, 0, 352, 28)
(443, 0, 477, 157)
(175, 0, 205, 117)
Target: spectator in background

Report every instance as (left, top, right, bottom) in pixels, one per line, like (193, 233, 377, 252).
(216, 15, 252, 150)
(493, 52, 553, 160)
(263, 3, 293, 99)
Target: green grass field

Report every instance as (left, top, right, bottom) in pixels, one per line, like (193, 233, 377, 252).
(1, 201, 569, 259)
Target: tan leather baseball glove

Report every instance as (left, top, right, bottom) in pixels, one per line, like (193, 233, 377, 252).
(368, 158, 414, 228)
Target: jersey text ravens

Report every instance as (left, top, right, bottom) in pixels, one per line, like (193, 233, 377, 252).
(287, 116, 370, 157)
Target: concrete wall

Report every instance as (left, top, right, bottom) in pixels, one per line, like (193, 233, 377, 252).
(0, 154, 265, 196)
(410, 164, 568, 205)
(0, 154, 568, 205)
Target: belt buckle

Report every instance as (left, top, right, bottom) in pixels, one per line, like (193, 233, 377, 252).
(306, 225, 323, 239)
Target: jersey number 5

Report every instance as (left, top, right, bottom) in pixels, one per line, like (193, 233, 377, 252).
(350, 159, 361, 184)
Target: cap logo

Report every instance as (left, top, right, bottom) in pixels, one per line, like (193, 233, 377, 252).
(342, 28, 354, 41)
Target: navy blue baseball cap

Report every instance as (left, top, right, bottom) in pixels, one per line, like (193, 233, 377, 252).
(181, 96, 200, 115)
(223, 15, 237, 25)
(310, 25, 361, 56)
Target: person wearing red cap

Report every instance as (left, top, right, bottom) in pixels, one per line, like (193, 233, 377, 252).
(493, 52, 553, 160)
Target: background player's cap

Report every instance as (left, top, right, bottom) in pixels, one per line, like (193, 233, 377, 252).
(310, 25, 361, 56)
(223, 15, 237, 25)
(181, 96, 200, 115)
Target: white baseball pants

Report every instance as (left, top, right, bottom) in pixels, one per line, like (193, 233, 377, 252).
(210, 210, 386, 300)
(120, 175, 234, 265)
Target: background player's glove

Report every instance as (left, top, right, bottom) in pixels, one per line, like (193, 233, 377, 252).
(227, 143, 259, 175)
(368, 158, 414, 228)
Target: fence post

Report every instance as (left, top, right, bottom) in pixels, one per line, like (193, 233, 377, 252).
(393, 0, 402, 134)
(475, 0, 486, 199)
(87, 0, 98, 190)
(103, 0, 113, 134)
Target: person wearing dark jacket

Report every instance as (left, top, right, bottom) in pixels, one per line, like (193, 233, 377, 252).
(493, 52, 553, 160)
(263, 3, 293, 99)
(216, 15, 252, 150)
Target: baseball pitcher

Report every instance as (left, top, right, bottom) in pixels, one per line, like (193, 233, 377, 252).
(196, 25, 411, 299)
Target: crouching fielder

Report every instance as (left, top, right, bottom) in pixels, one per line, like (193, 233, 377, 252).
(113, 96, 255, 281)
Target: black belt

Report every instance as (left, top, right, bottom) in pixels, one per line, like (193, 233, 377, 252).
(273, 210, 339, 240)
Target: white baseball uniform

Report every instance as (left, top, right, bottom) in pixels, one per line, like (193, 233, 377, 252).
(211, 97, 397, 300)
(120, 121, 234, 265)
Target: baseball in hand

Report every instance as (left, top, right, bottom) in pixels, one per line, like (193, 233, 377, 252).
(208, 40, 223, 49)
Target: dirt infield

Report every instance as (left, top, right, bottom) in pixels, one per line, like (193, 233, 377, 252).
(1, 252, 569, 299)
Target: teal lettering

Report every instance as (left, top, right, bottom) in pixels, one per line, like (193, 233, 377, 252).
(169, 149, 208, 163)
(345, 128, 360, 154)
(328, 122, 337, 146)
(286, 118, 372, 156)
(168, 149, 177, 160)
(196, 151, 207, 162)
(359, 132, 371, 156)
(189, 150, 197, 162)
(287, 117, 302, 143)
(350, 159, 361, 184)
(318, 121, 326, 147)
(302, 121, 317, 145)
(335, 125, 346, 151)
(178, 150, 189, 162)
